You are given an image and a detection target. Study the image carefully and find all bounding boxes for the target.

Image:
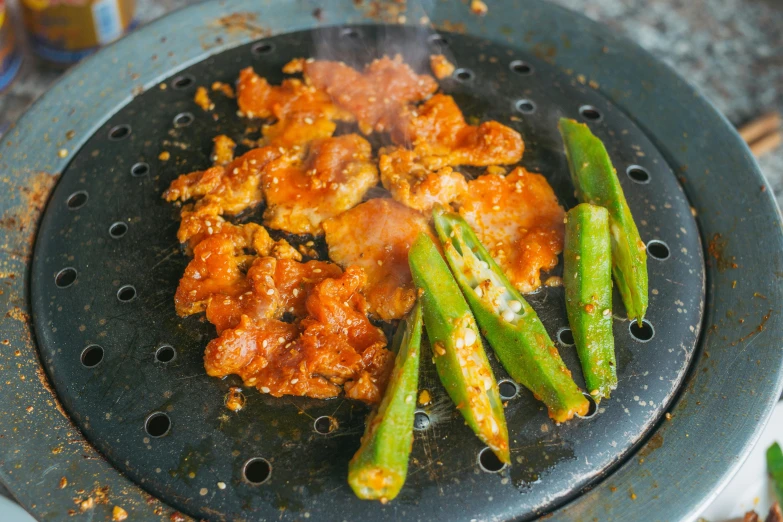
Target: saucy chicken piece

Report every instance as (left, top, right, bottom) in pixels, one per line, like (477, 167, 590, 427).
(457, 167, 565, 293)
(163, 145, 284, 215)
(176, 202, 300, 261)
(237, 68, 353, 123)
(323, 198, 435, 321)
(174, 234, 255, 317)
(379, 147, 468, 212)
(429, 54, 455, 80)
(262, 134, 379, 235)
(204, 267, 393, 404)
(261, 113, 337, 149)
(286, 55, 438, 134)
(390, 94, 524, 169)
(174, 228, 310, 318)
(205, 257, 341, 333)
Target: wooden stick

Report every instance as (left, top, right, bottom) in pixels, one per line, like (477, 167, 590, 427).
(749, 130, 782, 158)
(738, 111, 780, 144)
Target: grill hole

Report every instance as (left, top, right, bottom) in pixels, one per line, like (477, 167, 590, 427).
(515, 99, 536, 114)
(155, 345, 176, 363)
(173, 112, 194, 128)
(627, 165, 651, 184)
(510, 60, 533, 75)
(80, 345, 104, 368)
(171, 74, 194, 90)
(647, 240, 670, 260)
(109, 222, 128, 239)
(576, 393, 598, 419)
(67, 191, 88, 210)
(454, 68, 474, 82)
(428, 34, 449, 48)
(117, 285, 137, 302)
(557, 327, 574, 346)
(251, 42, 275, 55)
(629, 320, 655, 342)
(413, 411, 431, 431)
(340, 28, 360, 39)
(478, 447, 506, 473)
(498, 379, 519, 400)
(108, 124, 131, 140)
(313, 416, 337, 434)
(243, 458, 271, 485)
(579, 105, 602, 121)
(131, 162, 150, 177)
(145, 412, 171, 438)
(55, 267, 77, 288)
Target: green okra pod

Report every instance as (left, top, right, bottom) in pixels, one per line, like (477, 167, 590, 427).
(564, 203, 617, 401)
(558, 118, 648, 325)
(433, 207, 589, 422)
(408, 233, 510, 463)
(348, 303, 423, 502)
(768, 442, 783, 502)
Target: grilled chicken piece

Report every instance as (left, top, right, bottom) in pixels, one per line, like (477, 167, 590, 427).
(262, 134, 379, 235)
(205, 257, 341, 333)
(164, 145, 283, 215)
(390, 94, 524, 169)
(457, 167, 565, 293)
(237, 68, 353, 122)
(176, 204, 300, 259)
(204, 267, 393, 404)
(379, 147, 468, 212)
(323, 198, 436, 321)
(285, 55, 438, 135)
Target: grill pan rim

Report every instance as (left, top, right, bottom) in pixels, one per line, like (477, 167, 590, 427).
(0, 0, 780, 520)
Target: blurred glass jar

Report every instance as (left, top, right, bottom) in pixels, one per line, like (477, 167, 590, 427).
(21, 0, 136, 66)
(0, 1, 22, 91)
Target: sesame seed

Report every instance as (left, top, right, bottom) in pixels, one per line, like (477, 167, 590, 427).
(266, 288, 275, 296)
(291, 378, 299, 384)
(603, 309, 611, 317)
(217, 482, 226, 490)
(260, 387, 270, 393)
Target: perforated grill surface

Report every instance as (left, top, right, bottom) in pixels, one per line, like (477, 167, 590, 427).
(31, 25, 704, 521)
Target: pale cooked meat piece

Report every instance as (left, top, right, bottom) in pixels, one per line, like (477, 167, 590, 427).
(429, 54, 455, 79)
(379, 147, 468, 212)
(262, 134, 379, 235)
(323, 198, 435, 321)
(236, 68, 353, 123)
(390, 93, 524, 169)
(205, 257, 341, 333)
(163, 145, 284, 215)
(203, 267, 393, 404)
(286, 55, 438, 134)
(457, 167, 565, 293)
